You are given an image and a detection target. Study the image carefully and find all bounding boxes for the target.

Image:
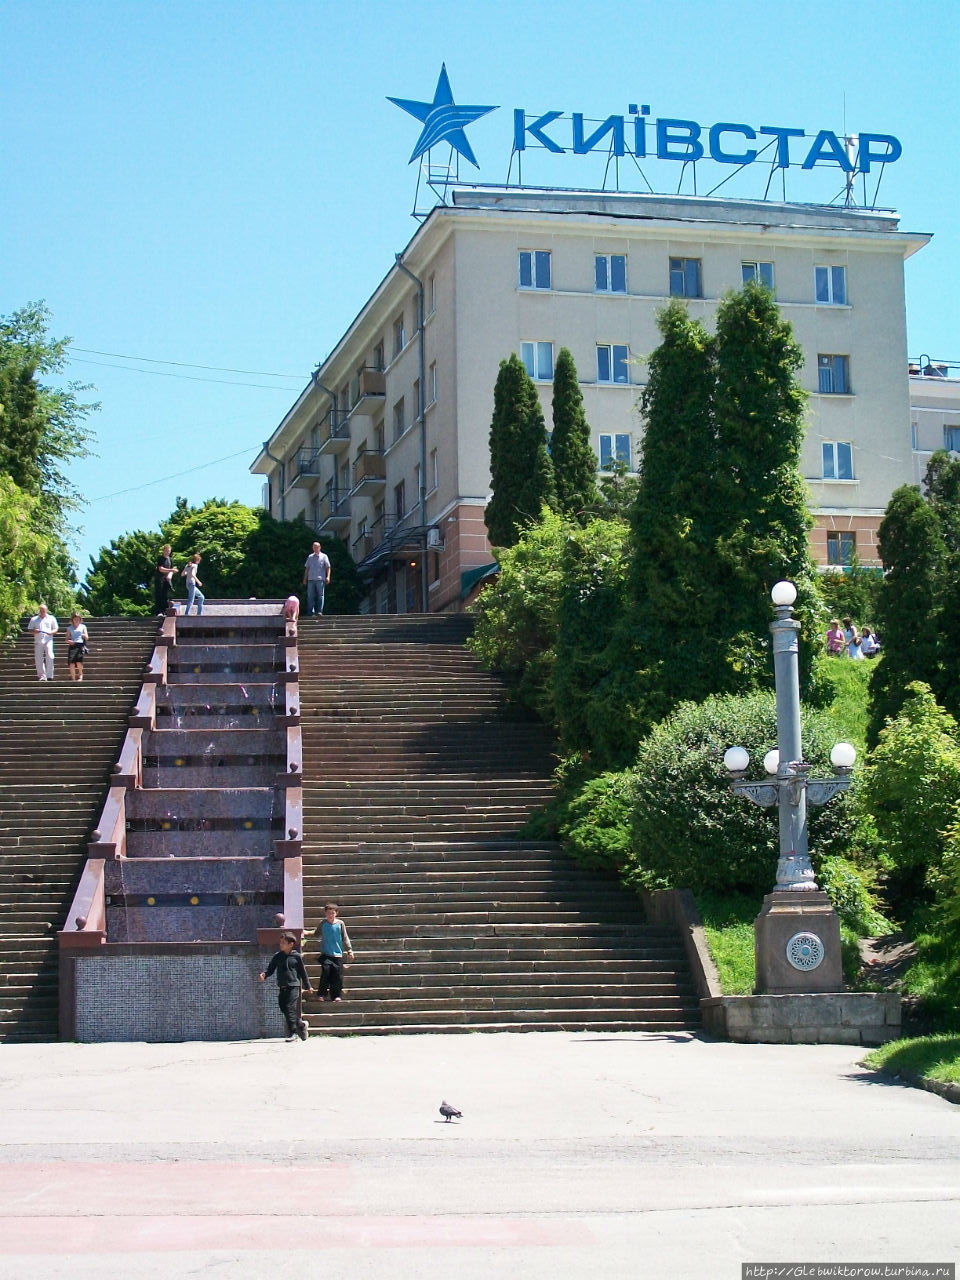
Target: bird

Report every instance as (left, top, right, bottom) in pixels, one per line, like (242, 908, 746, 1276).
(439, 1100, 462, 1123)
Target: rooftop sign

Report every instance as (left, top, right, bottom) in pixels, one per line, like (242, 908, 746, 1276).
(389, 66, 902, 211)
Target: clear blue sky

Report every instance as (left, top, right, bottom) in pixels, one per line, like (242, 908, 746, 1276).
(3, 0, 957, 579)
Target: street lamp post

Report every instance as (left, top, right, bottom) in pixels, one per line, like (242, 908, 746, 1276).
(724, 581, 857, 994)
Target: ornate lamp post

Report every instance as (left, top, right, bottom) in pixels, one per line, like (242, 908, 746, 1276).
(724, 580, 857, 993)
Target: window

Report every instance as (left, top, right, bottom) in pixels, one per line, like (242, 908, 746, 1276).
(599, 433, 631, 470)
(373, 341, 385, 372)
(822, 441, 854, 481)
(827, 531, 856, 566)
(521, 341, 554, 381)
(597, 344, 629, 384)
(428, 273, 437, 314)
(518, 250, 551, 290)
(818, 354, 850, 395)
(742, 261, 774, 290)
(413, 377, 421, 420)
(911, 422, 919, 451)
(428, 361, 437, 405)
(945, 425, 960, 452)
(595, 254, 627, 292)
(815, 265, 847, 305)
(393, 314, 405, 358)
(669, 257, 702, 298)
(394, 480, 406, 520)
(392, 396, 405, 443)
(429, 447, 438, 492)
(338, 460, 350, 494)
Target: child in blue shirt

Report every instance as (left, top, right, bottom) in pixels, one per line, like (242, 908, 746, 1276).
(316, 902, 354, 1002)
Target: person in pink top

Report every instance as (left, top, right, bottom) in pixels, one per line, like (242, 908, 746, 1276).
(826, 619, 845, 656)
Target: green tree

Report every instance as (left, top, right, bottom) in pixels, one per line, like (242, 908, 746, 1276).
(857, 682, 960, 911)
(628, 283, 819, 730)
(868, 485, 945, 744)
(81, 499, 363, 616)
(0, 475, 48, 636)
(485, 354, 556, 548)
(550, 347, 597, 519)
(0, 302, 97, 623)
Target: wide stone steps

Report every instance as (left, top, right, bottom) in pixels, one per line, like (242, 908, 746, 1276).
(0, 618, 158, 1040)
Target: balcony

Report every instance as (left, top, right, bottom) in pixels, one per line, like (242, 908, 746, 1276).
(315, 490, 351, 532)
(352, 447, 386, 494)
(316, 410, 351, 455)
(348, 368, 387, 421)
(352, 529, 375, 560)
(289, 448, 322, 487)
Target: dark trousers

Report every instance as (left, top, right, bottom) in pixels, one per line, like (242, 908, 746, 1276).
(277, 984, 304, 1035)
(317, 955, 344, 1000)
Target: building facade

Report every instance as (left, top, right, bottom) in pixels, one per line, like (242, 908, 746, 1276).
(252, 187, 932, 613)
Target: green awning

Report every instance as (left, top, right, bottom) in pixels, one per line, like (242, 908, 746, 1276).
(460, 562, 499, 599)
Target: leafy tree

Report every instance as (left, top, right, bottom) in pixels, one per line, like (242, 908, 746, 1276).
(485, 354, 556, 548)
(868, 485, 945, 743)
(81, 499, 362, 615)
(818, 554, 883, 632)
(0, 475, 47, 637)
(857, 682, 960, 910)
(594, 459, 640, 518)
(0, 302, 97, 623)
(550, 347, 597, 519)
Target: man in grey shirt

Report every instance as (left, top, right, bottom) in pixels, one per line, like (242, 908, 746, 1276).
(303, 541, 331, 615)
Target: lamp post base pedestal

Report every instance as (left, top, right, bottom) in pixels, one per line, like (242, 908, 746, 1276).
(754, 890, 843, 994)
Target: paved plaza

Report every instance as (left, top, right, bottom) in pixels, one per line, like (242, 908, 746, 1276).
(0, 1030, 957, 1279)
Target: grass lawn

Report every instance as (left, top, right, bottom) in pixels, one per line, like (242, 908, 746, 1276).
(864, 1034, 960, 1087)
(696, 891, 756, 994)
(816, 655, 873, 755)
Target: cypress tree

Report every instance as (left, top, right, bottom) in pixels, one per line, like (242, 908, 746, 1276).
(550, 347, 597, 519)
(868, 484, 948, 744)
(710, 279, 819, 684)
(485, 353, 556, 548)
(628, 300, 718, 722)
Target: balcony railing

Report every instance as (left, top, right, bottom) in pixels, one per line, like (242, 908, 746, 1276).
(352, 448, 386, 492)
(316, 410, 351, 454)
(315, 490, 351, 529)
(290, 448, 322, 487)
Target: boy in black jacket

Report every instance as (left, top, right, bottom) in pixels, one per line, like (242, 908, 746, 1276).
(259, 932, 312, 1041)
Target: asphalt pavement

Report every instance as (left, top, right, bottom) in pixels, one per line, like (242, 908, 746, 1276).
(0, 1030, 957, 1279)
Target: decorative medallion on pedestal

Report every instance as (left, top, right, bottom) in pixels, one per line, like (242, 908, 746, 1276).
(785, 931, 825, 971)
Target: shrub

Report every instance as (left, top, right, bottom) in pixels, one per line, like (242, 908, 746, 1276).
(622, 691, 860, 899)
(559, 771, 634, 874)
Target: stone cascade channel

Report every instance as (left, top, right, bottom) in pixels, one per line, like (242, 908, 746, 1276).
(59, 604, 302, 1041)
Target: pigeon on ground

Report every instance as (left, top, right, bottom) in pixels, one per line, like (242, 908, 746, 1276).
(439, 1100, 462, 1122)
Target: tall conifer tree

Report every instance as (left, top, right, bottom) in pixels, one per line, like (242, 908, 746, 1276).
(550, 347, 597, 519)
(485, 353, 556, 548)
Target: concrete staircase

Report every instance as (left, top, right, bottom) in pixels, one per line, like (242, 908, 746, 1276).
(0, 618, 158, 1041)
(297, 615, 701, 1035)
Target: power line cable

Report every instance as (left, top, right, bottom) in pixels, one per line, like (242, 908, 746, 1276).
(71, 346, 305, 378)
(68, 355, 301, 391)
(90, 446, 259, 502)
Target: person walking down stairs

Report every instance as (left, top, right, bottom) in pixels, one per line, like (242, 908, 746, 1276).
(314, 902, 353, 1002)
(26, 605, 58, 682)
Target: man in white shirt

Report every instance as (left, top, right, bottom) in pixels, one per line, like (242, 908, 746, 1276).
(302, 542, 332, 616)
(27, 604, 59, 681)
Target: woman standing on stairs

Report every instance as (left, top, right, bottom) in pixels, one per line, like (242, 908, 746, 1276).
(66, 613, 89, 682)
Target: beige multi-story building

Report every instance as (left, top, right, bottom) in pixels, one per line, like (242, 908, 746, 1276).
(252, 186, 934, 614)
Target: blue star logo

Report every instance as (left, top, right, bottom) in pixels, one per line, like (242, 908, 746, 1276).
(388, 64, 497, 169)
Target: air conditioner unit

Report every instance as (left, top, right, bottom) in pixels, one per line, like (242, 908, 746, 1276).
(426, 528, 444, 550)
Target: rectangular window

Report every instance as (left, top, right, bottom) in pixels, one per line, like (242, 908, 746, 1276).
(373, 340, 385, 372)
(595, 254, 627, 292)
(669, 257, 702, 298)
(519, 249, 551, 290)
(392, 396, 405, 443)
(822, 441, 854, 481)
(818, 354, 850, 395)
(393, 314, 405, 358)
(599, 433, 632, 470)
(394, 480, 406, 520)
(429, 447, 438, 492)
(742, 261, 774, 290)
(911, 422, 919, 451)
(827, 531, 856, 566)
(945, 425, 960, 452)
(597, 344, 629, 384)
(521, 341, 554, 381)
(428, 361, 437, 405)
(413, 377, 421, 420)
(428, 273, 437, 314)
(815, 265, 847, 305)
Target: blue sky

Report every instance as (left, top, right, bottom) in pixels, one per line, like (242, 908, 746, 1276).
(3, 0, 957, 579)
